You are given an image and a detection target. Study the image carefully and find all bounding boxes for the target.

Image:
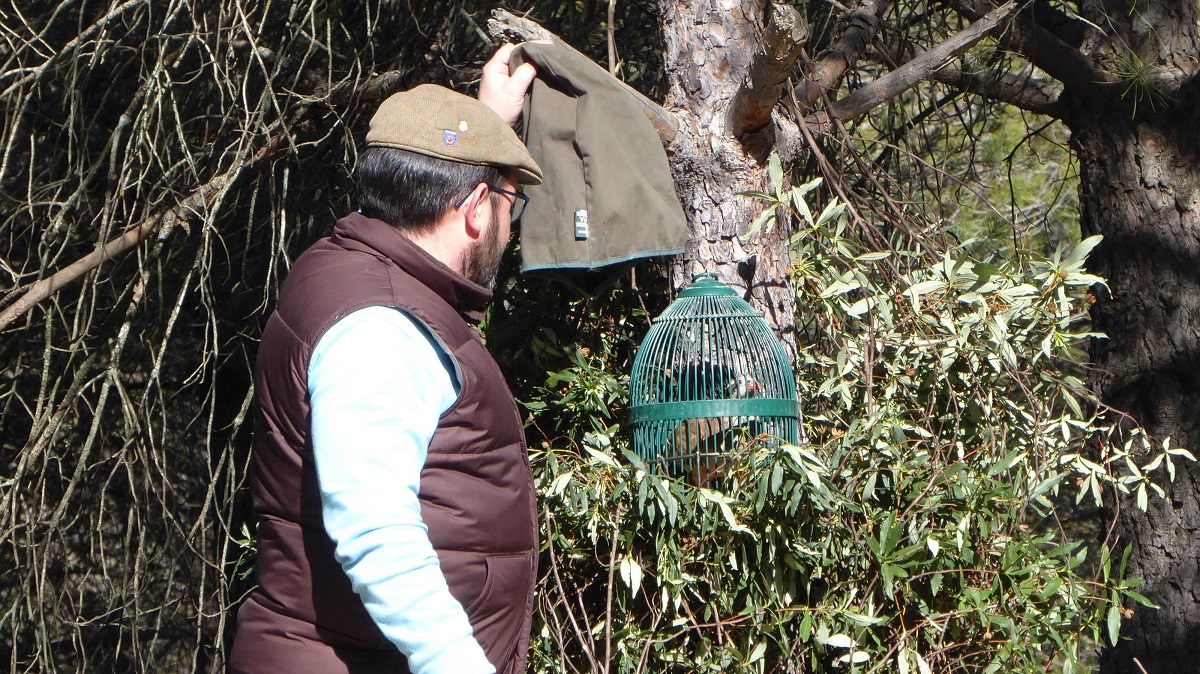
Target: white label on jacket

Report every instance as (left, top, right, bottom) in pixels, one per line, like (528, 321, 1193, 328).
(574, 209, 589, 240)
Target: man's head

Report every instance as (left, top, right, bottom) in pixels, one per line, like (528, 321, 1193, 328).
(355, 84, 541, 288)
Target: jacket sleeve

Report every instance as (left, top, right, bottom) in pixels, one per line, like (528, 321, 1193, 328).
(308, 306, 494, 674)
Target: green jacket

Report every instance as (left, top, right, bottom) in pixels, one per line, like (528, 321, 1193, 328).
(513, 42, 688, 275)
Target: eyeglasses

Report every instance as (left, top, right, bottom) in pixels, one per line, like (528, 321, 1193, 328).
(490, 185, 529, 225)
(454, 185, 530, 224)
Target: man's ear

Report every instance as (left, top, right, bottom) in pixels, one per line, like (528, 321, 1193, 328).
(460, 182, 490, 240)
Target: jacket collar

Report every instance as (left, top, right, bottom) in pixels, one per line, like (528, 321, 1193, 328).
(331, 211, 492, 325)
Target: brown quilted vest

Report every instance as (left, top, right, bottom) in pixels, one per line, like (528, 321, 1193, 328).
(230, 212, 538, 674)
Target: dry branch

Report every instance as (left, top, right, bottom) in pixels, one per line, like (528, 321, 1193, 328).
(931, 63, 1064, 116)
(792, 0, 888, 113)
(727, 3, 809, 152)
(0, 139, 279, 331)
(0, 63, 416, 333)
(487, 9, 678, 144)
(824, 3, 1017, 121)
(952, 0, 1115, 96)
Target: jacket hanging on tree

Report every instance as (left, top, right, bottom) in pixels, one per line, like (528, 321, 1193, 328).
(512, 41, 688, 280)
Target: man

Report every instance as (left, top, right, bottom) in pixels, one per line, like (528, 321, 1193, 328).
(230, 45, 542, 674)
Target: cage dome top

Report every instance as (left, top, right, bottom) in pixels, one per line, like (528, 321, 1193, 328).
(677, 273, 738, 298)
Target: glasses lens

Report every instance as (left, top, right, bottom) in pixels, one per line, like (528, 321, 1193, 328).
(506, 189, 525, 223)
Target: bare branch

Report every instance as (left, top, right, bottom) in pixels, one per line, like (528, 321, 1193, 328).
(792, 0, 888, 113)
(727, 3, 810, 150)
(0, 54, 413, 334)
(607, 0, 618, 76)
(953, 0, 1115, 95)
(0, 139, 282, 332)
(930, 63, 1065, 116)
(823, 3, 1017, 121)
(487, 9, 677, 144)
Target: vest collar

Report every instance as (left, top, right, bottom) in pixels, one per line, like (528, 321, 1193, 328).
(331, 212, 492, 325)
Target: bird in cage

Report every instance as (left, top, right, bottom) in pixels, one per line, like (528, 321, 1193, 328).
(668, 374, 764, 487)
(665, 360, 761, 400)
(729, 374, 763, 399)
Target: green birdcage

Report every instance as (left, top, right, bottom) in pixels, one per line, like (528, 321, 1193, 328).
(629, 274, 800, 486)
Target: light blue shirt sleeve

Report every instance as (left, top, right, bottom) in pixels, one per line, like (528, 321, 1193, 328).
(308, 306, 495, 674)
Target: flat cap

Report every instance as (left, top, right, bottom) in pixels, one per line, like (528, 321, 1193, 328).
(367, 84, 543, 185)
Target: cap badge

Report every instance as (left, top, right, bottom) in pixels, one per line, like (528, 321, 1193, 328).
(443, 130, 458, 146)
(458, 120, 469, 132)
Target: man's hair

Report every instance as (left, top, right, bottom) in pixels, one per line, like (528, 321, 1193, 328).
(356, 146, 505, 232)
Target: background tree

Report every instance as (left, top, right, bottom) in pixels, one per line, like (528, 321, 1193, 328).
(642, 1, 1200, 669)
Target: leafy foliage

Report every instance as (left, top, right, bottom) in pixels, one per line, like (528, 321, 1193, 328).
(517, 178, 1190, 673)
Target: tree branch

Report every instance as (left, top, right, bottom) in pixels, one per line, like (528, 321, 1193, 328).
(0, 138, 281, 332)
(0, 135, 285, 328)
(0, 65, 409, 332)
(823, 2, 1017, 121)
(727, 3, 809, 151)
(792, 0, 888, 113)
(930, 63, 1065, 116)
(952, 0, 1115, 96)
(1021, 0, 1089, 48)
(487, 9, 677, 144)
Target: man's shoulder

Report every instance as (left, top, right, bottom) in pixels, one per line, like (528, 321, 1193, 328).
(272, 236, 393, 344)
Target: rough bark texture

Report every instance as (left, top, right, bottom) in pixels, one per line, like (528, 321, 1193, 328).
(726, 3, 808, 156)
(659, 0, 797, 352)
(1082, 121, 1200, 671)
(1069, 2, 1200, 670)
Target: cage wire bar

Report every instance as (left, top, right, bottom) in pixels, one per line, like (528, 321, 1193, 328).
(629, 274, 800, 486)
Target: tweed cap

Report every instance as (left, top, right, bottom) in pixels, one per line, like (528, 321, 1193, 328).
(367, 84, 543, 185)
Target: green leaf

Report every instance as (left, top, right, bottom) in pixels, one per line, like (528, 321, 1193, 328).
(915, 651, 933, 674)
(1107, 604, 1121, 646)
(820, 277, 862, 298)
(856, 251, 891, 262)
(1032, 472, 1065, 498)
(846, 611, 888, 626)
(1167, 447, 1196, 461)
(619, 557, 644, 598)
(1063, 234, 1103, 269)
(747, 641, 767, 664)
(1124, 590, 1157, 608)
(746, 205, 778, 237)
(837, 651, 870, 665)
(815, 199, 846, 228)
(846, 296, 874, 317)
(795, 176, 823, 195)
(906, 279, 944, 298)
(735, 190, 777, 201)
(823, 633, 855, 648)
(769, 152, 784, 197)
(792, 186, 815, 226)
(718, 501, 753, 535)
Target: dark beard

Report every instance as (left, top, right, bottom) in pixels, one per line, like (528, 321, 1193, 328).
(461, 207, 505, 290)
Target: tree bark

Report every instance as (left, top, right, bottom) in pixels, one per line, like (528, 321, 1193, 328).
(1070, 4, 1200, 670)
(659, 0, 798, 352)
(1081, 118, 1200, 672)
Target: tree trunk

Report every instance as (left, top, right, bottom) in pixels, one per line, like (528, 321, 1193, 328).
(1071, 8, 1200, 664)
(659, 0, 797, 352)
